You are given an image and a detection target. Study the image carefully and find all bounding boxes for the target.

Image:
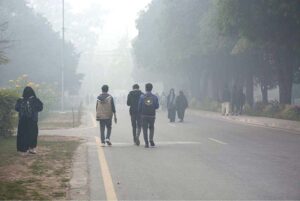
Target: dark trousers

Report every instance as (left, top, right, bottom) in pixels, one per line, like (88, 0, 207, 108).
(99, 119, 112, 143)
(131, 114, 141, 141)
(17, 118, 38, 152)
(177, 108, 186, 120)
(168, 108, 176, 122)
(142, 116, 155, 145)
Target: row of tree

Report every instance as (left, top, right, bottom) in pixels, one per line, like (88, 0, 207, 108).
(0, 0, 83, 94)
(132, 0, 300, 105)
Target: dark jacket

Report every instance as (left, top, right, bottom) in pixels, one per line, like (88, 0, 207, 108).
(176, 94, 188, 111)
(138, 92, 159, 117)
(127, 89, 143, 115)
(15, 96, 43, 122)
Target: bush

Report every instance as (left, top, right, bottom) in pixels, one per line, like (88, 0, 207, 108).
(0, 89, 19, 136)
(277, 105, 300, 121)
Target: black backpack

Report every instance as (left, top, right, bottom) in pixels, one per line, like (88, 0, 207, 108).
(142, 94, 155, 116)
(20, 98, 34, 118)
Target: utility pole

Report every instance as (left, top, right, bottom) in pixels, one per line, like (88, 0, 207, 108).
(61, 0, 65, 111)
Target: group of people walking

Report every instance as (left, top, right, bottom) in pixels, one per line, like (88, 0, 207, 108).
(96, 83, 159, 148)
(14, 84, 188, 153)
(166, 89, 188, 123)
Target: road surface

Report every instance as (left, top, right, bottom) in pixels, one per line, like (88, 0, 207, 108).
(41, 106, 300, 200)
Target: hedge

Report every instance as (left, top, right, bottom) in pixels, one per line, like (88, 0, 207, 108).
(0, 89, 19, 136)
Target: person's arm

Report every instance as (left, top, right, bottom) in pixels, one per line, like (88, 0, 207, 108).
(138, 95, 143, 113)
(155, 95, 159, 110)
(15, 98, 22, 112)
(111, 97, 117, 123)
(34, 98, 43, 112)
(127, 93, 131, 106)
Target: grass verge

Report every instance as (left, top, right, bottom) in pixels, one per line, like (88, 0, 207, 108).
(0, 136, 81, 200)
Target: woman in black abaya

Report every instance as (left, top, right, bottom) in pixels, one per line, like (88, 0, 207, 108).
(15, 86, 43, 154)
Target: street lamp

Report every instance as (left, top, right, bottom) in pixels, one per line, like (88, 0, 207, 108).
(61, 0, 65, 111)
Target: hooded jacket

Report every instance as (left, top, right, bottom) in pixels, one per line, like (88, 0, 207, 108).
(96, 93, 116, 120)
(127, 89, 143, 115)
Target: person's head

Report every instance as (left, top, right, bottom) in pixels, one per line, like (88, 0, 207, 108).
(145, 83, 153, 92)
(133, 84, 139, 90)
(179, 90, 184, 96)
(102, 85, 109, 93)
(22, 86, 36, 99)
(169, 88, 174, 95)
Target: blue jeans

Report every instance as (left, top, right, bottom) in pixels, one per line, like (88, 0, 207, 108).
(99, 119, 112, 143)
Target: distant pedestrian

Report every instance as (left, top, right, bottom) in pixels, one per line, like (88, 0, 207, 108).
(138, 83, 159, 148)
(167, 88, 176, 122)
(96, 85, 117, 147)
(127, 84, 143, 145)
(15, 86, 43, 155)
(231, 85, 238, 115)
(160, 92, 167, 111)
(236, 88, 245, 115)
(175, 91, 188, 122)
(221, 85, 231, 116)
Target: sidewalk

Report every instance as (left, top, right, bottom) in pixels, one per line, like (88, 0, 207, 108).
(187, 109, 300, 134)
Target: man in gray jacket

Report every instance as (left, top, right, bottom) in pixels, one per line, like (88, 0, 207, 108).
(96, 85, 117, 146)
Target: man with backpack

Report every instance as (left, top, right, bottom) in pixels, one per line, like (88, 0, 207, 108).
(96, 85, 117, 147)
(127, 84, 143, 145)
(138, 83, 159, 148)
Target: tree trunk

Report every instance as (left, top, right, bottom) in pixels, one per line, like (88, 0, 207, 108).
(277, 49, 294, 105)
(260, 82, 268, 104)
(245, 72, 254, 107)
(278, 66, 293, 104)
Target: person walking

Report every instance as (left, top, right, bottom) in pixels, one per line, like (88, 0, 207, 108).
(127, 84, 143, 145)
(167, 88, 176, 122)
(176, 90, 188, 122)
(138, 83, 159, 148)
(96, 85, 117, 147)
(15, 86, 43, 155)
(221, 85, 231, 116)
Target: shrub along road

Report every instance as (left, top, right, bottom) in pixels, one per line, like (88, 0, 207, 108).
(41, 106, 300, 200)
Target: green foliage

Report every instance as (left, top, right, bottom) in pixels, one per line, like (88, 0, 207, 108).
(0, 0, 83, 94)
(244, 101, 300, 121)
(0, 89, 18, 136)
(8, 75, 59, 115)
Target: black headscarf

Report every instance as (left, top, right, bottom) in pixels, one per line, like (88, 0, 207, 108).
(22, 86, 36, 99)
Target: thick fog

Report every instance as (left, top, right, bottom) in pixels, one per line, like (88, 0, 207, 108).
(1, 0, 300, 110)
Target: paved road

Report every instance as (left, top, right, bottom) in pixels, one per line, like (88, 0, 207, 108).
(41, 106, 300, 200)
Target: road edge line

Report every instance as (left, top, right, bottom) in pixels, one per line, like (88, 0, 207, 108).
(95, 136, 118, 201)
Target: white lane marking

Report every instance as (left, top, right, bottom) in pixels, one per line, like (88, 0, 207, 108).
(105, 141, 201, 147)
(208, 138, 227, 145)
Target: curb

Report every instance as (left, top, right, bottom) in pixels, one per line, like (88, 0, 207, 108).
(187, 109, 300, 134)
(69, 142, 89, 200)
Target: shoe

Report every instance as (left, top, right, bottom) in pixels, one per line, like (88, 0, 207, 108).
(101, 143, 105, 147)
(29, 148, 37, 154)
(106, 139, 112, 146)
(145, 143, 149, 148)
(150, 141, 155, 147)
(135, 137, 140, 146)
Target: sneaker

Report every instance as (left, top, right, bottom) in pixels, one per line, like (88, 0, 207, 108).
(101, 143, 105, 147)
(150, 141, 155, 147)
(135, 138, 140, 146)
(29, 148, 37, 154)
(106, 139, 112, 146)
(145, 143, 149, 148)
